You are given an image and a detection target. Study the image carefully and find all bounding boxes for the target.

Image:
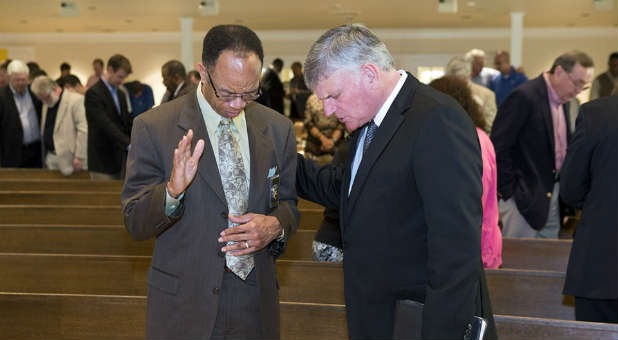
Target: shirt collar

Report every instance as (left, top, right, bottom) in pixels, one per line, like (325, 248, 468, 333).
(101, 77, 117, 93)
(174, 81, 185, 97)
(543, 72, 562, 105)
(372, 70, 407, 127)
(196, 82, 245, 133)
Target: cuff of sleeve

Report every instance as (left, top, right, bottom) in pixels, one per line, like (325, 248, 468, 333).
(165, 188, 185, 217)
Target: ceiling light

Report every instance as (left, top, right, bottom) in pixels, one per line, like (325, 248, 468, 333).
(198, 0, 219, 16)
(59, 1, 79, 17)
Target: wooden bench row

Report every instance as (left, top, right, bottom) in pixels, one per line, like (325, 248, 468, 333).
(0, 205, 325, 230)
(2, 224, 570, 272)
(0, 253, 574, 320)
(0, 191, 324, 209)
(0, 292, 615, 340)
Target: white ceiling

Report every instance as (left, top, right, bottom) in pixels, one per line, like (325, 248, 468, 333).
(1, 0, 617, 33)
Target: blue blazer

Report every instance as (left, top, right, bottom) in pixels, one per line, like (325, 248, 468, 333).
(491, 74, 571, 229)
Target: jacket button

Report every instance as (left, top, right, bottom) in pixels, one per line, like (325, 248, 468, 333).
(212, 287, 220, 295)
(547, 192, 552, 198)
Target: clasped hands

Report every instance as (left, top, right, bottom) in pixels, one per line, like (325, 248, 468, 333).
(167, 129, 282, 256)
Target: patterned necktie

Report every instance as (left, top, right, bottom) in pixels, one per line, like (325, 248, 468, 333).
(216, 118, 254, 280)
(363, 120, 378, 153)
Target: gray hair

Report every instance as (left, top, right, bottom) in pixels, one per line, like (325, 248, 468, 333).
(464, 49, 486, 61)
(31, 75, 56, 97)
(7, 60, 29, 76)
(304, 24, 395, 90)
(445, 56, 471, 79)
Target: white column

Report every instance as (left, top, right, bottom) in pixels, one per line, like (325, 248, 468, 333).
(180, 17, 194, 70)
(510, 12, 525, 68)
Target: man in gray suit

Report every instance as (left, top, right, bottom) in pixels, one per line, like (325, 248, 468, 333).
(122, 25, 299, 339)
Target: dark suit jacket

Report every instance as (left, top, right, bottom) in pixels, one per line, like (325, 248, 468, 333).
(561, 95, 617, 300)
(491, 74, 572, 229)
(296, 74, 496, 339)
(121, 92, 299, 339)
(259, 68, 284, 114)
(84, 79, 132, 174)
(0, 85, 42, 166)
(161, 81, 196, 104)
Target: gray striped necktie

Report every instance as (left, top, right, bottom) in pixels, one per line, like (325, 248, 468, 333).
(363, 120, 377, 153)
(216, 118, 254, 280)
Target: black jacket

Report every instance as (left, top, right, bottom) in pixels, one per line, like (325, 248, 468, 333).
(0, 85, 42, 167)
(297, 74, 496, 339)
(84, 79, 132, 174)
(561, 95, 618, 299)
(491, 74, 572, 229)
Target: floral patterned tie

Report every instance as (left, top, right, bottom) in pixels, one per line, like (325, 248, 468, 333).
(217, 118, 254, 280)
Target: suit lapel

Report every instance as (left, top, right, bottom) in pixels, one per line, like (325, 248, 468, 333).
(346, 75, 417, 216)
(244, 103, 271, 212)
(99, 81, 120, 116)
(535, 76, 556, 157)
(177, 93, 227, 206)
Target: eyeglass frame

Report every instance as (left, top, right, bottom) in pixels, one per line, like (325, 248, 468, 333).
(205, 69, 262, 102)
(564, 68, 590, 91)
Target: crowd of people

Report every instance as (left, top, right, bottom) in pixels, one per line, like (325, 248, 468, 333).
(0, 23, 616, 338)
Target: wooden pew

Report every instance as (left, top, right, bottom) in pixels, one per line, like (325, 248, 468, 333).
(0, 292, 615, 340)
(0, 205, 324, 229)
(0, 292, 348, 339)
(1, 224, 154, 256)
(0, 168, 90, 179)
(0, 179, 123, 191)
(0, 191, 121, 205)
(0, 253, 575, 320)
(502, 237, 571, 272)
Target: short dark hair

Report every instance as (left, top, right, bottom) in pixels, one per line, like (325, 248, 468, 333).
(188, 70, 200, 79)
(27, 61, 41, 74)
(58, 74, 82, 88)
(273, 58, 284, 69)
(93, 58, 104, 67)
(201, 25, 264, 69)
(30, 69, 47, 79)
(60, 62, 71, 71)
(549, 50, 594, 74)
(0, 59, 12, 71)
(609, 52, 618, 62)
(107, 54, 132, 74)
(429, 75, 487, 132)
(123, 80, 144, 97)
(291, 61, 302, 69)
(162, 60, 186, 79)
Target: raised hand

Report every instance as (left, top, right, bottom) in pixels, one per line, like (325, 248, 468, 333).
(166, 129, 205, 198)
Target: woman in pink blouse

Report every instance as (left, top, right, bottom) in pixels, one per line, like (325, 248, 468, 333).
(429, 76, 502, 268)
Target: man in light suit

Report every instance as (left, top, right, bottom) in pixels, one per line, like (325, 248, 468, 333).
(85, 54, 133, 180)
(295, 24, 496, 339)
(31, 75, 87, 176)
(491, 51, 594, 238)
(560, 95, 617, 323)
(122, 25, 299, 339)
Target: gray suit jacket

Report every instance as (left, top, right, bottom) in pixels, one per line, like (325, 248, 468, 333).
(40, 90, 88, 164)
(121, 92, 299, 339)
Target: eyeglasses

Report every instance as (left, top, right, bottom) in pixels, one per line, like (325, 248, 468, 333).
(565, 71, 590, 91)
(206, 70, 261, 102)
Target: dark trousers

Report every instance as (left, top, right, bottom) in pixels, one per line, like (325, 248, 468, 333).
(20, 141, 42, 168)
(211, 269, 262, 339)
(575, 297, 618, 323)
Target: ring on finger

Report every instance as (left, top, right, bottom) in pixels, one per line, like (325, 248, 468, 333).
(244, 241, 249, 249)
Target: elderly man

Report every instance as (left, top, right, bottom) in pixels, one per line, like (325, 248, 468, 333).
(0, 60, 43, 167)
(295, 24, 496, 339)
(445, 55, 497, 133)
(466, 48, 499, 88)
(85, 54, 133, 180)
(31, 76, 87, 175)
(122, 25, 298, 339)
(491, 51, 594, 239)
(160, 60, 195, 104)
